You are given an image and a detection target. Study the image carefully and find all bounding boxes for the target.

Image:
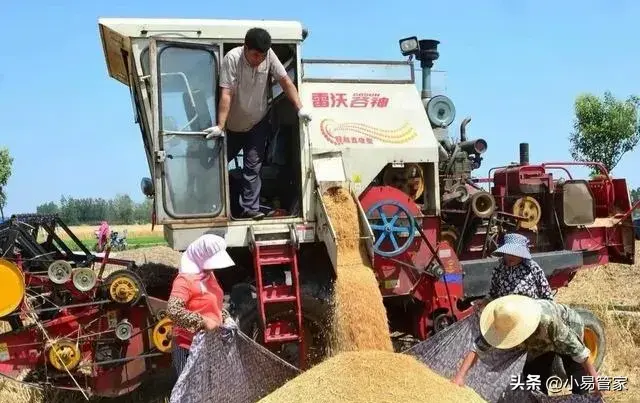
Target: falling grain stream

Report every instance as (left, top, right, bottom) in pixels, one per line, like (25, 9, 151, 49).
(258, 186, 486, 402)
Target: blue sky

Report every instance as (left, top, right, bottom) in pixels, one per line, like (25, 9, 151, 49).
(1, 0, 639, 215)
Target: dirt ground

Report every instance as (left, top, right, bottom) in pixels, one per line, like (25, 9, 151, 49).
(0, 243, 639, 402)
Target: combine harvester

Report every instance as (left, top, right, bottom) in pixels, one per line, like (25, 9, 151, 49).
(0, 17, 636, 399)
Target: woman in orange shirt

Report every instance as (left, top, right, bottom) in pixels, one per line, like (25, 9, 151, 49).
(166, 234, 236, 376)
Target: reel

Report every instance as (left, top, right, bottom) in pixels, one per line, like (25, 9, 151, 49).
(48, 260, 73, 284)
(47, 339, 82, 371)
(72, 268, 98, 292)
(152, 317, 173, 353)
(512, 196, 542, 230)
(470, 191, 496, 219)
(0, 258, 25, 318)
(105, 271, 143, 305)
(382, 163, 425, 200)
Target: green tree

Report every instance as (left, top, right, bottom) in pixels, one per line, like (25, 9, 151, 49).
(569, 91, 640, 174)
(0, 147, 14, 219)
(632, 188, 640, 219)
(133, 198, 153, 223)
(36, 194, 152, 225)
(111, 194, 135, 225)
(59, 196, 80, 225)
(36, 201, 59, 215)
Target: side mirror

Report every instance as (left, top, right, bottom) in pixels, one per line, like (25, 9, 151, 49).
(140, 177, 154, 198)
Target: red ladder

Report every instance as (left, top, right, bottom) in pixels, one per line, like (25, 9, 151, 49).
(249, 225, 305, 369)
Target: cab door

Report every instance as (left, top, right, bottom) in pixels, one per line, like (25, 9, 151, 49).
(148, 39, 226, 222)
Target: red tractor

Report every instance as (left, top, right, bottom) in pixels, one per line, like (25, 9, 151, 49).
(0, 18, 634, 400)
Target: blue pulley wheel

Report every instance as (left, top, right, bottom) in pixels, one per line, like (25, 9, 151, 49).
(366, 200, 417, 258)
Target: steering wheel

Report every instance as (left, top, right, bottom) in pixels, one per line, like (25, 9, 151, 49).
(366, 200, 417, 258)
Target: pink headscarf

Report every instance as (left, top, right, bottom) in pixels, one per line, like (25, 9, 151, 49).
(97, 221, 110, 239)
(179, 234, 235, 275)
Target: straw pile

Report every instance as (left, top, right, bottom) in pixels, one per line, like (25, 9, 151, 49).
(258, 350, 486, 403)
(556, 241, 640, 403)
(321, 187, 393, 353)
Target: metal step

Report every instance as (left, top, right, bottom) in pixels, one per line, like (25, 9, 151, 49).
(264, 320, 300, 343)
(250, 223, 305, 367)
(258, 255, 294, 266)
(262, 284, 297, 303)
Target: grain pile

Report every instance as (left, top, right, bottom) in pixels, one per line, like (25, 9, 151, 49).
(321, 187, 393, 353)
(258, 350, 486, 403)
(102, 245, 181, 274)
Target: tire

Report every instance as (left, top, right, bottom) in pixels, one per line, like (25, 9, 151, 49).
(230, 280, 332, 370)
(549, 308, 606, 379)
(575, 308, 606, 371)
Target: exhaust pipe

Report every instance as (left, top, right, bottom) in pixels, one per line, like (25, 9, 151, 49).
(519, 143, 529, 165)
(418, 39, 440, 102)
(460, 117, 472, 142)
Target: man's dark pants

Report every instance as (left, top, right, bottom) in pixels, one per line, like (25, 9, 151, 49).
(226, 116, 271, 216)
(522, 352, 590, 395)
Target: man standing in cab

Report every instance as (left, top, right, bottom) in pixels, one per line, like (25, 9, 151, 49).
(204, 27, 312, 220)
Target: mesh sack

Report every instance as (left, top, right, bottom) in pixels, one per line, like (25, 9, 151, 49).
(403, 312, 605, 403)
(404, 312, 527, 402)
(500, 389, 605, 403)
(169, 328, 300, 403)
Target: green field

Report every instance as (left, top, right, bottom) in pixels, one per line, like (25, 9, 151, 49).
(65, 235, 167, 251)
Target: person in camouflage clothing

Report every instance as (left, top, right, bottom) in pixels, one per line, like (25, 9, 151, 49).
(452, 295, 601, 397)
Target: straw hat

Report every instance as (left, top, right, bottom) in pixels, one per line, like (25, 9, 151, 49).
(479, 295, 542, 349)
(492, 233, 532, 260)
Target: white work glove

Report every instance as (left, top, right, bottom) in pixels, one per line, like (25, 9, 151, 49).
(298, 107, 312, 123)
(203, 125, 224, 139)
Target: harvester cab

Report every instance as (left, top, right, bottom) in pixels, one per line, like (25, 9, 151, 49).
(98, 18, 441, 257)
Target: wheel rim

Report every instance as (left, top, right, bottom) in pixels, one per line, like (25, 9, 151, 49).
(108, 274, 141, 304)
(366, 200, 417, 258)
(0, 259, 25, 318)
(583, 328, 599, 364)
